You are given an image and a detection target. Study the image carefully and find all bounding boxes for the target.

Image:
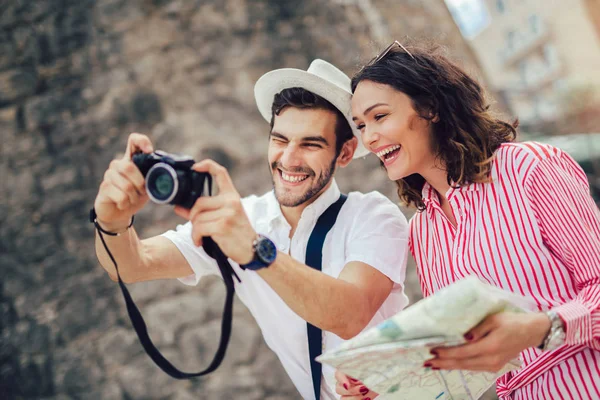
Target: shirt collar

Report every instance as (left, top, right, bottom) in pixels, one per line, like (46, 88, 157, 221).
(264, 180, 342, 227)
(422, 181, 480, 206)
(421, 182, 436, 207)
(301, 179, 341, 221)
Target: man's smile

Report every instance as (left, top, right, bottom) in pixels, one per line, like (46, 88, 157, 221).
(278, 169, 310, 185)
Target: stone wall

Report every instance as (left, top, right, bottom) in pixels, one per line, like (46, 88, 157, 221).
(0, 1, 492, 398)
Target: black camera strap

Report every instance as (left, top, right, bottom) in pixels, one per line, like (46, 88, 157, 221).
(91, 177, 242, 379)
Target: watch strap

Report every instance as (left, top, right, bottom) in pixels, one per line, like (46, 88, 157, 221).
(540, 310, 566, 352)
(240, 234, 275, 270)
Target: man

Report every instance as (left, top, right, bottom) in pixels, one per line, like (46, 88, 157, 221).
(93, 59, 409, 399)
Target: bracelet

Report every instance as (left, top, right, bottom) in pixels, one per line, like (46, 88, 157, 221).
(89, 208, 134, 236)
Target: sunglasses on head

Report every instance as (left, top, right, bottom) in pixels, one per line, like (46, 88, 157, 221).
(360, 40, 416, 72)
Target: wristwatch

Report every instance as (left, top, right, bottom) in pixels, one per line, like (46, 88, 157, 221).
(539, 310, 566, 352)
(240, 234, 277, 270)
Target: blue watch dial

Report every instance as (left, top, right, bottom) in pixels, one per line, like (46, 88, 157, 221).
(242, 235, 277, 270)
(256, 235, 277, 265)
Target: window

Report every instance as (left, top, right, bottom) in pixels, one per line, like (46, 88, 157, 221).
(543, 44, 558, 67)
(519, 60, 528, 84)
(529, 14, 540, 34)
(497, 0, 506, 14)
(553, 78, 567, 92)
(507, 30, 516, 49)
(532, 95, 541, 119)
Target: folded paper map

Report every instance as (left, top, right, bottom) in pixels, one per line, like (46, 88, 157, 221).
(317, 276, 538, 400)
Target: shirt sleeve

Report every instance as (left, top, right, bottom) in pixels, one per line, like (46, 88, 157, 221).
(524, 151, 600, 350)
(344, 192, 409, 285)
(160, 221, 220, 286)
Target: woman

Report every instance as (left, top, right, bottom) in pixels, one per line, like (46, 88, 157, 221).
(336, 42, 600, 399)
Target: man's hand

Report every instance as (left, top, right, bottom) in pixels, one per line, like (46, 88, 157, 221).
(94, 133, 154, 231)
(174, 159, 257, 265)
(426, 311, 551, 373)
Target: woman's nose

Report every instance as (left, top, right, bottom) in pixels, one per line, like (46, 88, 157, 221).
(362, 126, 380, 149)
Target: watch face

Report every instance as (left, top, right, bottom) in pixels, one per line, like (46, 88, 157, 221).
(256, 236, 277, 265)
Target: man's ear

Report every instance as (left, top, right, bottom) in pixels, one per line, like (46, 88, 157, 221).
(337, 137, 358, 168)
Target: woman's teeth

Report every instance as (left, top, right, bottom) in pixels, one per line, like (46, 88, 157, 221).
(281, 171, 309, 183)
(376, 145, 401, 160)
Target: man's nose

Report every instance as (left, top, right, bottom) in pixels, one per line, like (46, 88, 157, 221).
(280, 145, 303, 168)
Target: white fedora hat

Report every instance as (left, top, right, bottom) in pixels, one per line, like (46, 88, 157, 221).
(254, 59, 369, 159)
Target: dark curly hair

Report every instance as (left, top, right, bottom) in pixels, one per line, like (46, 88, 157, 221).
(351, 43, 517, 210)
(270, 87, 354, 156)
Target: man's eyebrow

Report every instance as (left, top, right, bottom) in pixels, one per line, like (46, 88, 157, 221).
(270, 132, 329, 146)
(302, 136, 329, 146)
(270, 131, 288, 140)
(352, 102, 389, 121)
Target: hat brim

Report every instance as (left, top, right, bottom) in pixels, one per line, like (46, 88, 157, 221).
(254, 68, 369, 159)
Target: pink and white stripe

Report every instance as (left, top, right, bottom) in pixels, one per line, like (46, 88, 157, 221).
(409, 142, 600, 399)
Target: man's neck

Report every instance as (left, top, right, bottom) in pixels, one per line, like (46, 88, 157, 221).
(281, 205, 304, 237)
(280, 182, 333, 236)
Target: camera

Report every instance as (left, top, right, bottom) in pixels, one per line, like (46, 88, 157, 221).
(132, 150, 210, 209)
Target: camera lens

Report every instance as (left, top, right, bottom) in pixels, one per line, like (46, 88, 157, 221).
(153, 173, 174, 197)
(146, 163, 179, 204)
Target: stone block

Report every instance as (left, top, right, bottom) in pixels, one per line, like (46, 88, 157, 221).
(23, 88, 85, 132)
(117, 351, 181, 399)
(142, 292, 210, 346)
(97, 327, 143, 366)
(0, 30, 15, 70)
(0, 68, 38, 106)
(94, 0, 146, 35)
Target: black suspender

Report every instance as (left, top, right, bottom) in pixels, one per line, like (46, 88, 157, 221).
(304, 194, 348, 400)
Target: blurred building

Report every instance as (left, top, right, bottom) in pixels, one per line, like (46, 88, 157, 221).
(450, 0, 600, 133)
(587, 0, 600, 38)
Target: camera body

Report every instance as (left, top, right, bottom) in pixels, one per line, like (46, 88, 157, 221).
(132, 150, 209, 209)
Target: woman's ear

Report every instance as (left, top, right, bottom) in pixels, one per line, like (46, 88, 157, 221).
(429, 112, 440, 123)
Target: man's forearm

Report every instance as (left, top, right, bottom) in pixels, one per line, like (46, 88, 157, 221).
(95, 226, 145, 283)
(256, 252, 374, 339)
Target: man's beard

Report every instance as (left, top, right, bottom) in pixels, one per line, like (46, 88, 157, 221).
(271, 157, 337, 207)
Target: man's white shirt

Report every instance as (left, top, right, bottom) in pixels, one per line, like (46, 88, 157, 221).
(161, 180, 409, 399)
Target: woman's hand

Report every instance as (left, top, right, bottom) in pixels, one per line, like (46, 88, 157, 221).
(335, 370, 379, 400)
(426, 311, 552, 372)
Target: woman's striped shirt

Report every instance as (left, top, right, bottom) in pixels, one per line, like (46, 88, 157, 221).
(409, 142, 600, 399)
